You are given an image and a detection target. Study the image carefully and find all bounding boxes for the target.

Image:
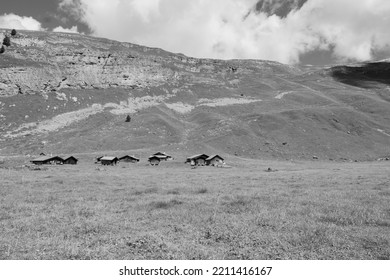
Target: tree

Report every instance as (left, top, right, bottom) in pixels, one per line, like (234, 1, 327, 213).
(11, 29, 17, 36)
(3, 36, 10, 47)
(125, 115, 131, 122)
(0, 45, 4, 54)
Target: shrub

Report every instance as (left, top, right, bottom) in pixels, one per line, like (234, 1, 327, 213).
(125, 115, 131, 122)
(0, 45, 4, 54)
(3, 36, 10, 47)
(11, 29, 17, 36)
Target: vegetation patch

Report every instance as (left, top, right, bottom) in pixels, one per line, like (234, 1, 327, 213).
(149, 199, 183, 210)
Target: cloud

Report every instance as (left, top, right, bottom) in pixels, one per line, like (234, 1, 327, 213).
(53, 25, 80, 33)
(0, 13, 43, 31)
(58, 0, 390, 64)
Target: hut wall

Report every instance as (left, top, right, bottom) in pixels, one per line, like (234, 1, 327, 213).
(208, 157, 223, 166)
(64, 159, 77, 165)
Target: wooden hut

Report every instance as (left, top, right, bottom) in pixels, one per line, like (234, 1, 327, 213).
(206, 155, 224, 166)
(100, 156, 118, 166)
(63, 156, 78, 165)
(119, 155, 140, 163)
(31, 156, 64, 165)
(148, 156, 161, 166)
(153, 152, 173, 160)
(186, 154, 209, 166)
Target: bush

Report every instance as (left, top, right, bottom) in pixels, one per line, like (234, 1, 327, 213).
(125, 115, 131, 122)
(3, 36, 10, 47)
(11, 29, 17, 36)
(0, 45, 4, 54)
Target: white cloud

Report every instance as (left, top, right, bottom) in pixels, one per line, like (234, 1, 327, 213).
(53, 25, 80, 33)
(58, 0, 390, 64)
(0, 13, 43, 31)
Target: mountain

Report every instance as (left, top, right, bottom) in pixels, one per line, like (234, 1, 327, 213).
(255, 0, 308, 17)
(1, 29, 390, 161)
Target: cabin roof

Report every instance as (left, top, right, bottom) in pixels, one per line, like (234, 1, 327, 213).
(31, 156, 63, 162)
(153, 152, 167, 156)
(119, 155, 139, 160)
(63, 156, 78, 161)
(206, 155, 224, 161)
(148, 156, 161, 160)
(187, 154, 209, 160)
(100, 156, 118, 161)
(153, 155, 168, 159)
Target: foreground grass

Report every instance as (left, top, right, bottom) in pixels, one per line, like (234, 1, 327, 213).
(0, 159, 389, 259)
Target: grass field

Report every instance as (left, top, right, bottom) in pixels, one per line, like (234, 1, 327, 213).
(0, 157, 389, 259)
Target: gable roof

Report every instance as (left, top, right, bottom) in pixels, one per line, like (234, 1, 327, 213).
(153, 152, 167, 156)
(187, 154, 209, 160)
(100, 156, 118, 161)
(31, 156, 64, 162)
(119, 155, 139, 160)
(153, 155, 168, 159)
(63, 156, 78, 161)
(206, 155, 224, 161)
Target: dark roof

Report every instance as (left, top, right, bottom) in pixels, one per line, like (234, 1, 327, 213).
(100, 156, 118, 161)
(31, 156, 64, 162)
(119, 155, 140, 160)
(63, 156, 78, 161)
(153, 155, 168, 159)
(153, 152, 167, 156)
(187, 154, 209, 160)
(206, 155, 224, 161)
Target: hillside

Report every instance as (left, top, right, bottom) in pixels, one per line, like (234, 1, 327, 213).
(1, 29, 390, 161)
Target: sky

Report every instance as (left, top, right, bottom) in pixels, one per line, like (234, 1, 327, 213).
(1, 0, 390, 65)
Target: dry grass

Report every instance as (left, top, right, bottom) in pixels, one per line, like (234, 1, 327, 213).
(0, 158, 389, 260)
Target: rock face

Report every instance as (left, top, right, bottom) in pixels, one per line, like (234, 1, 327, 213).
(0, 31, 180, 96)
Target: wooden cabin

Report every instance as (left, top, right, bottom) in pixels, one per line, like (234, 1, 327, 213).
(100, 156, 118, 166)
(153, 152, 173, 160)
(31, 156, 64, 165)
(63, 156, 78, 165)
(206, 155, 224, 166)
(148, 156, 161, 166)
(186, 154, 209, 166)
(119, 155, 140, 163)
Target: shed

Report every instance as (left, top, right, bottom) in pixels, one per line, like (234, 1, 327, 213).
(153, 152, 173, 160)
(186, 154, 209, 166)
(148, 156, 161, 166)
(63, 156, 78, 165)
(31, 156, 64, 165)
(206, 155, 224, 166)
(119, 155, 140, 163)
(100, 156, 118, 166)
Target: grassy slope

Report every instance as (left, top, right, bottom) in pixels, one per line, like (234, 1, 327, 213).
(0, 158, 389, 260)
(1, 31, 390, 160)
